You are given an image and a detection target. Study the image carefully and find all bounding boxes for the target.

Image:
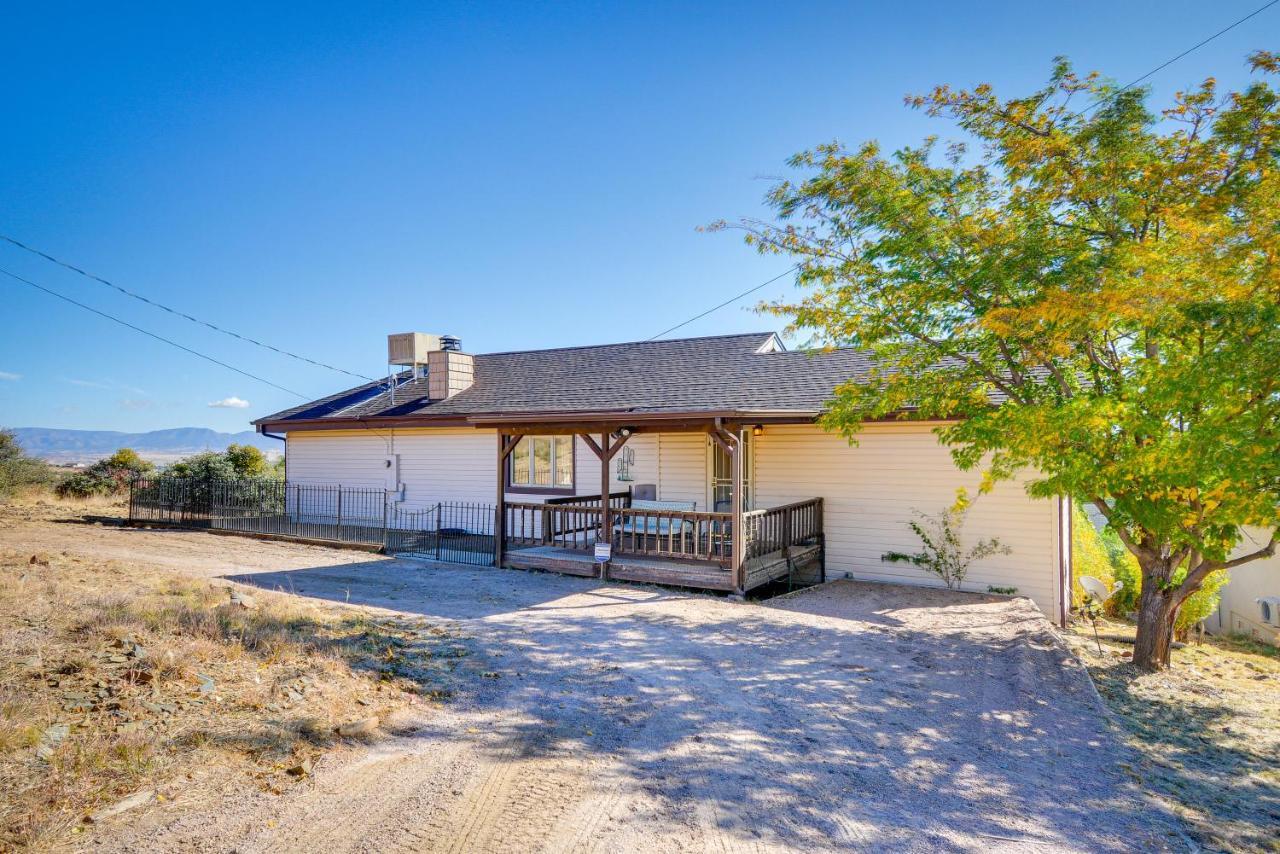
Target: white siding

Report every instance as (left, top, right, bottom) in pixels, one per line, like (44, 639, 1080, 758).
(285, 422, 1063, 617)
(753, 423, 1063, 618)
(1208, 527, 1280, 645)
(657, 433, 707, 509)
(285, 429, 676, 508)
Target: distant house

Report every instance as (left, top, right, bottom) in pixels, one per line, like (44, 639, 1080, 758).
(254, 332, 1072, 622)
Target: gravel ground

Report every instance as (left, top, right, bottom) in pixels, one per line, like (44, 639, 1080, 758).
(0, 516, 1185, 852)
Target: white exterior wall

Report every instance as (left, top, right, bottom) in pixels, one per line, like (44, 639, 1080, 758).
(1208, 527, 1280, 646)
(752, 423, 1063, 618)
(285, 429, 665, 508)
(285, 421, 1063, 617)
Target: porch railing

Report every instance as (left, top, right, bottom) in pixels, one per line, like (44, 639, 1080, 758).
(611, 506, 734, 564)
(742, 498, 824, 561)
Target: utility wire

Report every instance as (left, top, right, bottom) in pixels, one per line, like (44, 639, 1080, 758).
(0, 266, 308, 399)
(653, 3, 1279, 341)
(648, 265, 799, 341)
(0, 234, 376, 382)
(1082, 0, 1279, 115)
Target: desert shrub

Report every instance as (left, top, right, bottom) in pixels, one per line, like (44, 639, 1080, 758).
(0, 429, 55, 498)
(164, 451, 237, 481)
(1071, 506, 1115, 609)
(881, 492, 1010, 590)
(54, 472, 112, 499)
(53, 447, 152, 499)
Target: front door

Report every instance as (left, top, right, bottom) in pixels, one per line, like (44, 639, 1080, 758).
(707, 431, 751, 512)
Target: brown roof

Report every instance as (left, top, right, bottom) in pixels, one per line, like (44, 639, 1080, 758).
(255, 332, 881, 430)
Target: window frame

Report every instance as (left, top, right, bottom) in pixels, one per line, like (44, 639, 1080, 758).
(506, 435, 577, 495)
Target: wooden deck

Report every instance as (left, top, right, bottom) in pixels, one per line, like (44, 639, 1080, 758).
(505, 545, 738, 591)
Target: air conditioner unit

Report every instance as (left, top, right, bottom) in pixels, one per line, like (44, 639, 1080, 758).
(388, 333, 443, 366)
(1257, 596, 1280, 627)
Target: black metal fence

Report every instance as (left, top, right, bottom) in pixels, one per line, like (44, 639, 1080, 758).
(128, 477, 498, 565)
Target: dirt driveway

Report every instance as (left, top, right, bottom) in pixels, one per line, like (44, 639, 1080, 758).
(1, 520, 1181, 852)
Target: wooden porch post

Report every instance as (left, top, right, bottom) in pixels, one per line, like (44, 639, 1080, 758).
(731, 426, 745, 595)
(494, 432, 519, 568)
(599, 430, 611, 580)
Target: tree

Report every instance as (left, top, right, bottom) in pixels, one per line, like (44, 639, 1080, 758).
(224, 443, 269, 478)
(0, 429, 53, 498)
(721, 53, 1280, 671)
(165, 451, 237, 481)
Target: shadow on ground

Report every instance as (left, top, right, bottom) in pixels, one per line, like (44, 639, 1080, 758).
(223, 559, 1184, 851)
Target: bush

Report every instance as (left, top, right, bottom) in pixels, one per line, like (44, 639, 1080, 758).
(1175, 568, 1229, 640)
(1088, 523, 1144, 618)
(53, 447, 152, 499)
(164, 451, 237, 481)
(1071, 506, 1115, 609)
(882, 492, 1010, 590)
(55, 471, 113, 499)
(0, 429, 56, 498)
(224, 443, 271, 478)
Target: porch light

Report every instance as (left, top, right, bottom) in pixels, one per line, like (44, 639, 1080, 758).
(612, 427, 633, 439)
(752, 425, 764, 437)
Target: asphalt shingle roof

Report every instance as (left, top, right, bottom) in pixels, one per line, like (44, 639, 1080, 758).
(255, 332, 880, 426)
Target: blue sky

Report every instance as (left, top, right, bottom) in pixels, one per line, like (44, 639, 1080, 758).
(1, 1, 1275, 433)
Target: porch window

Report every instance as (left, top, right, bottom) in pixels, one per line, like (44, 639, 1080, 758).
(508, 435, 575, 492)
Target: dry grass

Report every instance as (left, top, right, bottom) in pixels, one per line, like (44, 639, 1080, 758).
(1067, 617, 1280, 853)
(0, 533, 470, 849)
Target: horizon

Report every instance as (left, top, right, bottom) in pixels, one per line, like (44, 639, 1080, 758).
(2, 1, 1275, 433)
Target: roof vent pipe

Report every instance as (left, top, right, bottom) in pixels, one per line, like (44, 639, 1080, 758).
(441, 335, 462, 352)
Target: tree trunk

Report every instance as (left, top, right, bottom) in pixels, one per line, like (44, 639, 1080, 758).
(1132, 581, 1179, 671)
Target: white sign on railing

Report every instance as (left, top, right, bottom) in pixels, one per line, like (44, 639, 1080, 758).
(594, 543, 612, 563)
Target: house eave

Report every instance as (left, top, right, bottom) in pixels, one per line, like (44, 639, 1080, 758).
(256, 408, 824, 435)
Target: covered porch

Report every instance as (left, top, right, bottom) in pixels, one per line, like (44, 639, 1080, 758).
(482, 413, 825, 594)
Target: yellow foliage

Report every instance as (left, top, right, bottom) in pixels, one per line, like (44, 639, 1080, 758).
(1071, 506, 1114, 610)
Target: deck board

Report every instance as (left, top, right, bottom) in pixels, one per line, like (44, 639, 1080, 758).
(505, 546, 735, 591)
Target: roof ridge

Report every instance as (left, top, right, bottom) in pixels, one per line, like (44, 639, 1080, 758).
(477, 331, 776, 358)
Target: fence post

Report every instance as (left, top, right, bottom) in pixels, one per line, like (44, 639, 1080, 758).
(336, 486, 343, 541)
(435, 502, 442, 560)
(381, 492, 389, 551)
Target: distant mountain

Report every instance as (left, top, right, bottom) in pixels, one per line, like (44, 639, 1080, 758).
(8, 427, 281, 464)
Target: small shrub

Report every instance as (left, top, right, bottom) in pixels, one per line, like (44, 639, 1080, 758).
(987, 585, 1017, 595)
(881, 492, 1010, 590)
(0, 429, 55, 498)
(55, 472, 112, 499)
(1099, 527, 1142, 617)
(1175, 568, 1229, 640)
(53, 447, 153, 498)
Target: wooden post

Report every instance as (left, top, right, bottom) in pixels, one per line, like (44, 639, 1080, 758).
(599, 430, 611, 580)
(494, 433, 522, 567)
(495, 433, 507, 568)
(731, 427, 745, 595)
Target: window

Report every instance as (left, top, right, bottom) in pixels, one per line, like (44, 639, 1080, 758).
(508, 435, 575, 492)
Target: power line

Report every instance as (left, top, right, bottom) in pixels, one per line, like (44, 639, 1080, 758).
(0, 266, 308, 399)
(654, 3, 1279, 341)
(1082, 0, 1279, 115)
(648, 265, 799, 341)
(0, 234, 376, 382)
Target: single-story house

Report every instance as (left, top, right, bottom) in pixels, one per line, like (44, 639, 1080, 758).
(254, 331, 1072, 623)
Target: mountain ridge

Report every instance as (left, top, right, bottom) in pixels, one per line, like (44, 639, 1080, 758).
(8, 426, 279, 463)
